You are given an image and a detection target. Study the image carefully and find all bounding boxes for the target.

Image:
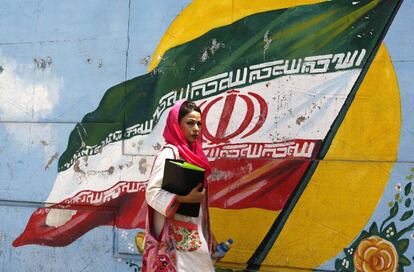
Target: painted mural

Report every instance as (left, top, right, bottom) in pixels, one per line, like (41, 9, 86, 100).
(0, 0, 413, 271)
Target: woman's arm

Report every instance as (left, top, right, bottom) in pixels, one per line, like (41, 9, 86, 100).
(146, 148, 178, 217)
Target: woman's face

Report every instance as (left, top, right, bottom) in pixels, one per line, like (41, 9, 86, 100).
(179, 110, 202, 144)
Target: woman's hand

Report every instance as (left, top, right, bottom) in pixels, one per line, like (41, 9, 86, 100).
(175, 183, 204, 203)
(212, 236, 218, 253)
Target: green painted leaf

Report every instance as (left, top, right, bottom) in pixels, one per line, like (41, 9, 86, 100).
(382, 222, 397, 236)
(390, 202, 399, 218)
(389, 201, 394, 207)
(405, 182, 412, 196)
(344, 248, 350, 258)
(400, 210, 413, 221)
(397, 239, 409, 253)
(399, 255, 411, 266)
(335, 259, 342, 270)
(380, 206, 398, 233)
(369, 222, 379, 235)
(406, 174, 414, 180)
(395, 193, 400, 200)
(405, 198, 411, 208)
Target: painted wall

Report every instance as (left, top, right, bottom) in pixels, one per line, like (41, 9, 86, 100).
(0, 1, 413, 271)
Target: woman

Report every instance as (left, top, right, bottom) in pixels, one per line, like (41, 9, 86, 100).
(142, 100, 215, 272)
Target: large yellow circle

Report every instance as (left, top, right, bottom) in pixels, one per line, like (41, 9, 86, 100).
(151, 1, 401, 270)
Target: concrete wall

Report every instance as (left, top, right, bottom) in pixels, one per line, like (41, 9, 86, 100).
(0, 1, 413, 271)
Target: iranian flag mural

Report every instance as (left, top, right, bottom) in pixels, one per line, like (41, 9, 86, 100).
(13, 1, 401, 264)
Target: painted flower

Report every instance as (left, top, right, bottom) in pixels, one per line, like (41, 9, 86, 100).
(353, 236, 398, 272)
(395, 183, 402, 191)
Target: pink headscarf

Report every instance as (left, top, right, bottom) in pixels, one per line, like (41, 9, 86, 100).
(163, 100, 212, 177)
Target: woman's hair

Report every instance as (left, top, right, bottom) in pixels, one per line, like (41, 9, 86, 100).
(178, 100, 201, 123)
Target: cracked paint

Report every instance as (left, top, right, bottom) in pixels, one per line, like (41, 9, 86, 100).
(33, 57, 52, 71)
(209, 168, 235, 182)
(296, 116, 306, 125)
(134, 139, 144, 153)
(87, 166, 115, 176)
(40, 140, 49, 146)
(118, 159, 133, 170)
(139, 56, 151, 65)
(200, 50, 209, 62)
(45, 208, 77, 228)
(138, 158, 148, 174)
(152, 143, 162, 150)
(45, 152, 59, 170)
(200, 39, 225, 62)
(97, 59, 103, 68)
(6, 162, 13, 178)
(76, 125, 87, 148)
(86, 58, 103, 68)
(263, 30, 272, 58)
(73, 160, 86, 176)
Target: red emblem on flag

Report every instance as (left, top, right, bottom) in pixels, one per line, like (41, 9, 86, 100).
(200, 90, 268, 144)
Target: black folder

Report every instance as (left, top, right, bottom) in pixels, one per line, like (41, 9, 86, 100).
(162, 159, 205, 217)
